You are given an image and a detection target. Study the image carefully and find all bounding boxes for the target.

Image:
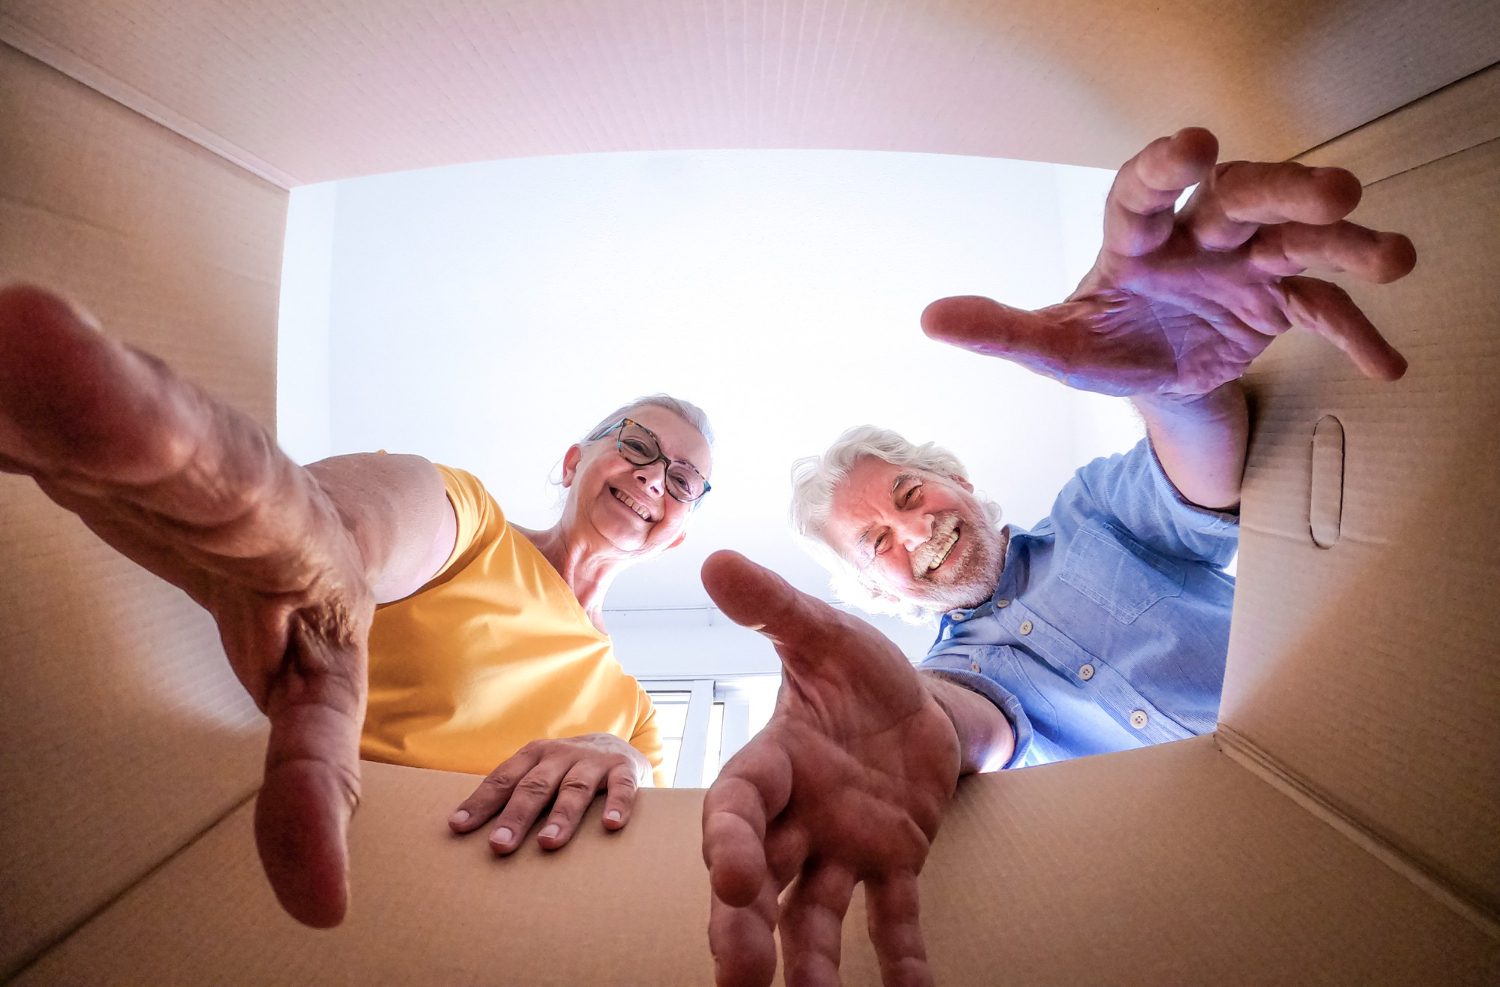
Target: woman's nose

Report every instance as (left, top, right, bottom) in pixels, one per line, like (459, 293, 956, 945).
(634, 461, 666, 495)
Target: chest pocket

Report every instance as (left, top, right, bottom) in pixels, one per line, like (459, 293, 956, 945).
(1059, 520, 1184, 624)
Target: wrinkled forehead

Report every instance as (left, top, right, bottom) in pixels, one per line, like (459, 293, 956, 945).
(624, 406, 713, 475)
(824, 455, 904, 551)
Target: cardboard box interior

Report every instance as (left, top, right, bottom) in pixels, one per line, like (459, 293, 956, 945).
(1, 2, 1497, 983)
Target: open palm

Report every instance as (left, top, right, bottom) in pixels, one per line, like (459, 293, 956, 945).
(922, 128, 1416, 397)
(701, 551, 960, 987)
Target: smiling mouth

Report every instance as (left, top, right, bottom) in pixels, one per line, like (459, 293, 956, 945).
(611, 487, 654, 522)
(915, 520, 960, 577)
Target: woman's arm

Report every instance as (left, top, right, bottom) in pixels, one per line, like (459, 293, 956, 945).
(304, 453, 458, 604)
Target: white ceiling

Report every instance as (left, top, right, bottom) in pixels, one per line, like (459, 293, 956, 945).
(278, 148, 1144, 616)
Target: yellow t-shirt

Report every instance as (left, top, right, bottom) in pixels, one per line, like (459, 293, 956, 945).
(361, 465, 664, 785)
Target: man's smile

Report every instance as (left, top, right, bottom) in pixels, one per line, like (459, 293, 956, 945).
(913, 516, 961, 578)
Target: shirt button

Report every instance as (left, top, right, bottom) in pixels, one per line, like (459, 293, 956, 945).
(970, 661, 980, 672)
(1130, 709, 1149, 729)
(1018, 619, 1033, 635)
(996, 599, 1011, 608)
(1079, 663, 1095, 681)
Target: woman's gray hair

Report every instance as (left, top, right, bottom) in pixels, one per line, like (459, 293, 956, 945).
(789, 425, 1001, 623)
(582, 394, 715, 448)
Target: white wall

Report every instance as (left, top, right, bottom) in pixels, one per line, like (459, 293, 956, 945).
(276, 181, 339, 465)
(277, 149, 1132, 676)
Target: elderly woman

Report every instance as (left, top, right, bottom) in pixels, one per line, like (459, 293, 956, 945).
(0, 285, 711, 926)
(357, 396, 714, 849)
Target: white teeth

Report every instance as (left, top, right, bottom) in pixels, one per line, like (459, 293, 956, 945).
(612, 488, 651, 521)
(926, 530, 957, 571)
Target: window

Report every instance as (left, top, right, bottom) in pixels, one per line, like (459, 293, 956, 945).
(642, 674, 778, 788)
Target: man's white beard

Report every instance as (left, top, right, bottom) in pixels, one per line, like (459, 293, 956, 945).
(907, 512, 1004, 613)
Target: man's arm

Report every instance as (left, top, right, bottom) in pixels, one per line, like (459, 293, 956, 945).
(921, 671, 1016, 774)
(1131, 381, 1249, 511)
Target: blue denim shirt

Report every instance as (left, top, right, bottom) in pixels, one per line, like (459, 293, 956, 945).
(919, 439, 1238, 768)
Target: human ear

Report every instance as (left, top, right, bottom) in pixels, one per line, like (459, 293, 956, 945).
(561, 445, 583, 488)
(666, 530, 688, 551)
(950, 473, 974, 493)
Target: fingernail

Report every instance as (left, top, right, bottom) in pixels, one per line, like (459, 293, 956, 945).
(449, 810, 470, 826)
(492, 827, 514, 845)
(539, 824, 560, 840)
(605, 809, 622, 823)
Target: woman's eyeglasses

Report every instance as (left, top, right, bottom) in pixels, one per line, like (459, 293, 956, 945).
(588, 418, 711, 504)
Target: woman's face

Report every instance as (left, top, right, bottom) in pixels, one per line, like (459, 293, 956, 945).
(562, 406, 713, 558)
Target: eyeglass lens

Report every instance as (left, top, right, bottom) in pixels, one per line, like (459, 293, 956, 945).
(617, 421, 705, 500)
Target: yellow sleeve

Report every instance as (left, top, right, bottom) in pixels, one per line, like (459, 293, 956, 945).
(629, 686, 668, 788)
(429, 464, 506, 583)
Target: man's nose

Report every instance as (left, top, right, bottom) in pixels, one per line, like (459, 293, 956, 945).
(896, 512, 934, 551)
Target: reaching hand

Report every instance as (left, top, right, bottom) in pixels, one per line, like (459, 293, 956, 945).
(448, 732, 650, 853)
(699, 551, 961, 987)
(0, 285, 371, 928)
(922, 127, 1416, 397)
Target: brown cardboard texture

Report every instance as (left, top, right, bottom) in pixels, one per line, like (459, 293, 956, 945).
(2, 2, 1498, 984)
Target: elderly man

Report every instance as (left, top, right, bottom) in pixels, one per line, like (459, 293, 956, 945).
(699, 127, 1415, 987)
(786, 414, 1239, 768)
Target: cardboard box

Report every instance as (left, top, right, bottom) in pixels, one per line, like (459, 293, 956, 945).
(1, 2, 1496, 983)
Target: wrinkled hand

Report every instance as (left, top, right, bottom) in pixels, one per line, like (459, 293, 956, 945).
(448, 732, 650, 853)
(700, 551, 961, 987)
(922, 127, 1416, 397)
(0, 284, 370, 928)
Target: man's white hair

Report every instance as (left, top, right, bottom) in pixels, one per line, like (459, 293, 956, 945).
(789, 425, 1002, 624)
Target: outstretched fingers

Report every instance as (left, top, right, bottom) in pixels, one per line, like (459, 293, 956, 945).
(918, 295, 1062, 368)
(709, 878, 782, 987)
(1250, 222, 1416, 283)
(704, 740, 797, 986)
(779, 864, 858, 987)
(703, 741, 795, 907)
(865, 874, 934, 987)
(1281, 276, 1408, 380)
(1187, 162, 1363, 249)
(1101, 127, 1219, 256)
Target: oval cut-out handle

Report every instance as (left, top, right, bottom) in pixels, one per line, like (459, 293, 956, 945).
(1310, 415, 1345, 548)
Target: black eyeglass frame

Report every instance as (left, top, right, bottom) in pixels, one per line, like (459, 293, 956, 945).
(587, 418, 712, 504)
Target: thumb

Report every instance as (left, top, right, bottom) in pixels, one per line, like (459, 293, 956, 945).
(701, 550, 858, 670)
(702, 550, 829, 648)
(920, 294, 1059, 361)
(253, 631, 366, 928)
(701, 550, 910, 688)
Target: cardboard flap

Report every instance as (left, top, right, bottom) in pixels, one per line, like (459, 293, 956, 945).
(4, 1, 1499, 186)
(0, 44, 283, 977)
(14, 745, 1498, 985)
(1226, 101, 1500, 917)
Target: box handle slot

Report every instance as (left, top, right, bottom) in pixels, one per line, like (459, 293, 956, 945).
(1309, 415, 1345, 548)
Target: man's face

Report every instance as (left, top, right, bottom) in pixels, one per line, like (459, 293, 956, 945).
(824, 456, 1005, 614)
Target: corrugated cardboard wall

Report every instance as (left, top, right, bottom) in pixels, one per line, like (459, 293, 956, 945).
(3, 0, 1499, 186)
(0, 44, 282, 978)
(1226, 67, 1500, 921)
(12, 744, 1498, 986)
